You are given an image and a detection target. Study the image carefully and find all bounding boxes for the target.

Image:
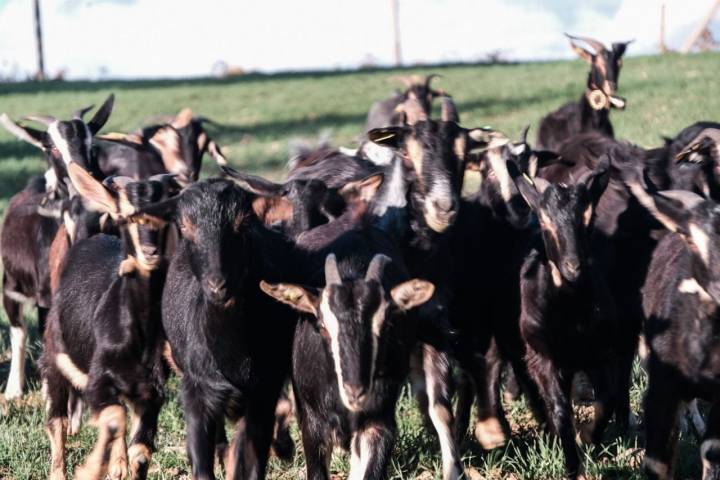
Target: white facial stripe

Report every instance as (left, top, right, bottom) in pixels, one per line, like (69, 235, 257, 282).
(689, 223, 711, 265)
(84, 124, 93, 152)
(47, 122, 73, 166)
(319, 291, 349, 408)
(487, 149, 513, 202)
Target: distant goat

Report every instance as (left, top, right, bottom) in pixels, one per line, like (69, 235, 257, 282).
(365, 74, 442, 132)
(536, 34, 632, 151)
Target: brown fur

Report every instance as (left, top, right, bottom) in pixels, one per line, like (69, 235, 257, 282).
(49, 224, 71, 294)
(252, 196, 294, 226)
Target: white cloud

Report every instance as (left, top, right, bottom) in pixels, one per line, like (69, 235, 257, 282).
(0, 0, 716, 80)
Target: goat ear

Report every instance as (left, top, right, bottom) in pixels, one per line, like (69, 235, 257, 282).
(391, 279, 435, 311)
(338, 173, 384, 202)
(86, 94, 115, 135)
(172, 107, 194, 129)
(259, 281, 318, 316)
(568, 39, 594, 64)
(647, 191, 699, 234)
(0, 114, 51, 149)
(67, 162, 119, 214)
(367, 127, 405, 149)
(612, 40, 632, 58)
(221, 166, 285, 196)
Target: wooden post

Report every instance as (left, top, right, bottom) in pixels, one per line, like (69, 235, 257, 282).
(681, 0, 720, 53)
(34, 0, 45, 80)
(659, 3, 668, 53)
(391, 0, 402, 67)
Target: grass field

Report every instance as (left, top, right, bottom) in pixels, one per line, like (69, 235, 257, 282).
(1, 52, 719, 479)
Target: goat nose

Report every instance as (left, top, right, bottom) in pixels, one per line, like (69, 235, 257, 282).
(563, 260, 580, 278)
(207, 277, 226, 295)
(343, 384, 368, 407)
(433, 197, 454, 213)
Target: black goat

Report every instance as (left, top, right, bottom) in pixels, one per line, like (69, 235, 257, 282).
(222, 166, 346, 239)
(450, 128, 561, 449)
(263, 248, 434, 479)
(96, 107, 226, 183)
(536, 34, 631, 151)
(365, 74, 442, 132)
(512, 158, 614, 479)
(41, 162, 179, 480)
(150, 179, 297, 479)
(0, 98, 114, 399)
(621, 175, 720, 479)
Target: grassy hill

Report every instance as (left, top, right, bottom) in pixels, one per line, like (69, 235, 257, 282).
(0, 52, 718, 478)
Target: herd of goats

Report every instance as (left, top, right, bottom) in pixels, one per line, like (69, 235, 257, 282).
(1, 34, 720, 480)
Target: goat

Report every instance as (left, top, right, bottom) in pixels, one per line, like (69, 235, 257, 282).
(536, 34, 632, 151)
(40, 162, 179, 480)
(365, 74, 442, 132)
(222, 166, 346, 239)
(511, 157, 614, 479)
(143, 178, 299, 479)
(263, 248, 434, 479)
(0, 98, 114, 399)
(619, 174, 720, 480)
(97, 107, 227, 183)
(450, 128, 562, 449)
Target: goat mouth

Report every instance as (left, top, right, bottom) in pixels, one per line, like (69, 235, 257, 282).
(608, 94, 626, 110)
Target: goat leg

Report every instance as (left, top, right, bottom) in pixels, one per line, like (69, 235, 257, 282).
(642, 363, 680, 480)
(422, 343, 463, 480)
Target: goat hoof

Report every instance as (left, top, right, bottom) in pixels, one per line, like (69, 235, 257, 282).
(474, 417, 506, 450)
(48, 468, 67, 480)
(4, 385, 23, 401)
(128, 444, 152, 480)
(108, 455, 128, 480)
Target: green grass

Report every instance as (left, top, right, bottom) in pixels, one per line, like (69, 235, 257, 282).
(1, 52, 719, 479)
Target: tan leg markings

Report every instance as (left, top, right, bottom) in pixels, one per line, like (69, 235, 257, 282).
(223, 434, 239, 480)
(474, 417, 507, 450)
(47, 416, 68, 480)
(75, 405, 125, 480)
(108, 428, 128, 480)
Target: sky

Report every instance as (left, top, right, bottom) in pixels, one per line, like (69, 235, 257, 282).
(0, 0, 717, 80)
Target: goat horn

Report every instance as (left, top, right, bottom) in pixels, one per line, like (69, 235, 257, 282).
(565, 33, 607, 53)
(23, 115, 57, 126)
(519, 125, 530, 145)
(403, 97, 427, 125)
(441, 95, 459, 122)
(73, 105, 94, 120)
(425, 74, 441, 87)
(172, 107, 194, 129)
(324, 254, 342, 286)
(365, 254, 391, 282)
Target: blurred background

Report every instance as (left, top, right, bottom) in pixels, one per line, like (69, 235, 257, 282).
(0, 0, 718, 81)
